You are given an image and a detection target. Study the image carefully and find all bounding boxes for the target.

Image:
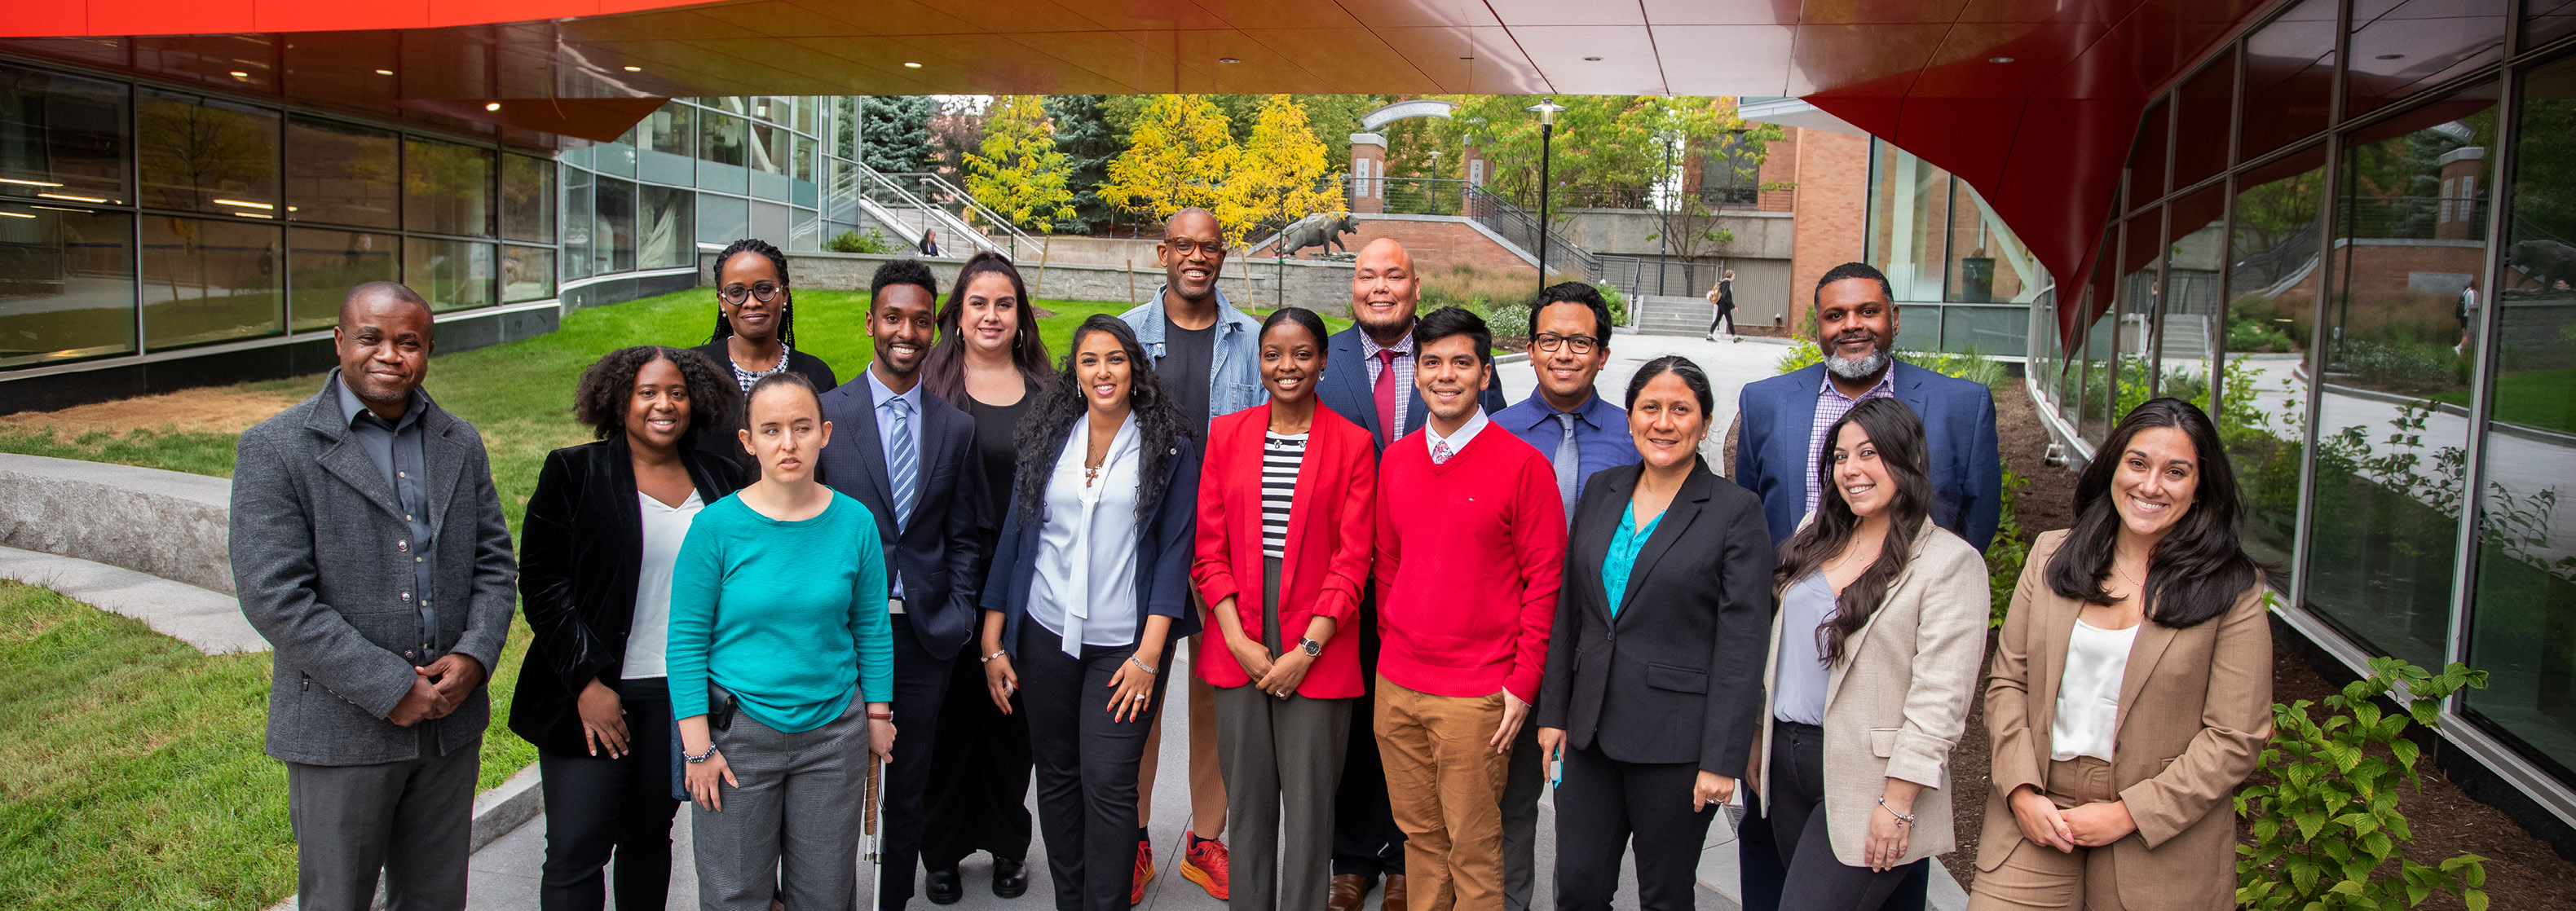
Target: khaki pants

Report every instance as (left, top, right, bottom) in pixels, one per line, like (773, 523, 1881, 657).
(1966, 756, 2127, 911)
(1374, 675, 1511, 911)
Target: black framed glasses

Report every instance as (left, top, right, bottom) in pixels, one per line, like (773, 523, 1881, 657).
(1533, 332, 1599, 354)
(1162, 238, 1226, 258)
(719, 282, 784, 305)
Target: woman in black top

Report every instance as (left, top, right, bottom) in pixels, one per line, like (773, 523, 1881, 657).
(918, 250, 1056, 900)
(691, 238, 838, 469)
(511, 345, 748, 911)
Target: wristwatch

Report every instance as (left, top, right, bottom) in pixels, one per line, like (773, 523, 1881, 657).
(1299, 637, 1324, 658)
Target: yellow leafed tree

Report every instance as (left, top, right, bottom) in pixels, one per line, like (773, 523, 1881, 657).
(1101, 95, 1237, 231)
(1220, 94, 1345, 248)
(963, 95, 1078, 232)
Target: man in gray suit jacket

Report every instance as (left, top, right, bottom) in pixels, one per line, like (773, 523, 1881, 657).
(232, 282, 518, 911)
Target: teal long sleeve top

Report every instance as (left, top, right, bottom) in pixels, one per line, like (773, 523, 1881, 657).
(667, 491, 893, 733)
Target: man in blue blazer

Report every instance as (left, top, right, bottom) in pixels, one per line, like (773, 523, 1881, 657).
(817, 260, 988, 911)
(1729, 261, 1999, 911)
(1311, 237, 1511, 911)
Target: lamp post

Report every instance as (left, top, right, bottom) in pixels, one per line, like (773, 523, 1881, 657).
(1528, 97, 1566, 299)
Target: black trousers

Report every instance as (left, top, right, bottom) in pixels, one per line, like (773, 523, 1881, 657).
(1550, 744, 1715, 911)
(921, 636, 1035, 871)
(1331, 602, 1407, 878)
(1501, 712, 1543, 911)
(1740, 784, 1930, 910)
(1018, 622, 1177, 911)
(536, 680, 681, 911)
(881, 614, 957, 909)
(1762, 721, 1913, 911)
(1709, 307, 1737, 335)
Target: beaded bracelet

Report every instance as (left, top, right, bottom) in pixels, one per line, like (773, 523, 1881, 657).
(1877, 797, 1915, 827)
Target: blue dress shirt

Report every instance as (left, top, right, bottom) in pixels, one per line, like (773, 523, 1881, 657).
(1495, 391, 1639, 504)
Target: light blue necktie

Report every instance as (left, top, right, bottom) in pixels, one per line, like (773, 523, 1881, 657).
(887, 395, 917, 531)
(1555, 412, 1579, 524)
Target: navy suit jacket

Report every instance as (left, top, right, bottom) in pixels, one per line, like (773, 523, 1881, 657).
(815, 372, 988, 661)
(981, 430, 1203, 655)
(1732, 360, 2000, 552)
(1312, 324, 1514, 451)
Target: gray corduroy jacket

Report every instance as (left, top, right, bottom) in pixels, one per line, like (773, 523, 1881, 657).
(231, 371, 518, 766)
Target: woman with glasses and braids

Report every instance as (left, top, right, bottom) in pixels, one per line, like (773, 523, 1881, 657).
(691, 238, 840, 469)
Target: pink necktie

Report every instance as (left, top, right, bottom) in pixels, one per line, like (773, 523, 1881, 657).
(1431, 440, 1453, 465)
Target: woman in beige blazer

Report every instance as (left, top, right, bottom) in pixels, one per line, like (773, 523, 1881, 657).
(1754, 397, 1990, 911)
(1969, 398, 2270, 911)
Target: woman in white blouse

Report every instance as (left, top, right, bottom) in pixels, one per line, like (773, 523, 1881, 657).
(1971, 398, 2269, 911)
(978, 315, 1202, 911)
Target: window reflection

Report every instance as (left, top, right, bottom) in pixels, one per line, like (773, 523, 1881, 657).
(138, 89, 280, 217)
(641, 102, 693, 187)
(0, 64, 129, 205)
(2243, 0, 2338, 161)
(2221, 146, 2326, 585)
(700, 112, 746, 168)
(2349, 0, 2507, 117)
(640, 184, 691, 270)
(501, 153, 554, 244)
(2174, 50, 2235, 190)
(503, 245, 554, 302)
(2465, 51, 2576, 784)
(404, 138, 493, 238)
(2128, 101, 2168, 211)
(285, 116, 398, 229)
(2534, 0, 2576, 47)
(404, 236, 493, 312)
(697, 193, 747, 249)
(596, 177, 636, 275)
(140, 215, 280, 350)
(2162, 187, 2227, 389)
(562, 168, 594, 283)
(2113, 211, 2161, 421)
(2304, 86, 2499, 671)
(288, 227, 397, 331)
(0, 201, 134, 367)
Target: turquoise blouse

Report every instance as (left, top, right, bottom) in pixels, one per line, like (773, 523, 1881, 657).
(1600, 504, 1666, 617)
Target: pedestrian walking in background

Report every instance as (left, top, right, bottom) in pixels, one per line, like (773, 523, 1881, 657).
(1707, 270, 1740, 341)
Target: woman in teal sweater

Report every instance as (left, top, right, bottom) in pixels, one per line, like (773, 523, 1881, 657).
(669, 371, 895, 911)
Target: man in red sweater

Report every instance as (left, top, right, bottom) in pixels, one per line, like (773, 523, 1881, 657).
(1370, 306, 1566, 911)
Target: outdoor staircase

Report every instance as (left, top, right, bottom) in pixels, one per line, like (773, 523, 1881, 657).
(1634, 294, 1718, 337)
(826, 164, 1043, 261)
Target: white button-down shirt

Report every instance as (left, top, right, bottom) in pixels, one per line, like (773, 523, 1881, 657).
(1030, 414, 1144, 652)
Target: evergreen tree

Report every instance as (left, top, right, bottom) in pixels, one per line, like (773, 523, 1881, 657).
(1045, 95, 1125, 235)
(965, 95, 1077, 232)
(860, 95, 936, 174)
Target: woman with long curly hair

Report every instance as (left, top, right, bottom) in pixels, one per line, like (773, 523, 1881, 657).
(977, 315, 1202, 911)
(1753, 396, 1987, 911)
(690, 238, 839, 469)
(511, 345, 748, 911)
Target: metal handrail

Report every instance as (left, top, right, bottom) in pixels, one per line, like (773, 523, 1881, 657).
(881, 171, 1039, 260)
(831, 164, 1003, 257)
(1460, 182, 1603, 280)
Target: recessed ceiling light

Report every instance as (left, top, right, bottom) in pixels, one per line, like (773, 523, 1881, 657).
(374, 68, 394, 76)
(485, 102, 502, 111)
(37, 192, 108, 203)
(1988, 56, 2014, 63)
(1583, 56, 1603, 61)
(1219, 57, 1241, 64)
(0, 211, 33, 219)
(2376, 53, 2406, 59)
(228, 70, 250, 80)
(0, 177, 64, 187)
(902, 61, 923, 68)
(623, 65, 642, 72)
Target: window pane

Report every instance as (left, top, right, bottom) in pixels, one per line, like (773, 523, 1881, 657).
(2533, 0, 2576, 47)
(562, 168, 594, 282)
(596, 177, 636, 275)
(2126, 100, 2168, 212)
(405, 137, 493, 237)
(289, 227, 397, 332)
(2114, 210, 2161, 420)
(2081, 306, 2116, 444)
(404, 237, 493, 312)
(0, 201, 133, 367)
(2162, 187, 2226, 381)
(2243, 0, 2338, 162)
(286, 117, 399, 229)
(503, 245, 554, 302)
(2173, 48, 2234, 190)
(589, 134, 634, 179)
(501, 153, 554, 243)
(640, 102, 693, 187)
(2349, 0, 2507, 118)
(750, 121, 788, 175)
(640, 184, 692, 269)
(751, 200, 789, 247)
(2464, 50, 2576, 786)
(0, 64, 130, 206)
(2221, 145, 2327, 586)
(700, 112, 746, 167)
(791, 205, 818, 253)
(140, 215, 280, 350)
(138, 89, 281, 217)
(698, 193, 748, 248)
(2304, 86, 2498, 671)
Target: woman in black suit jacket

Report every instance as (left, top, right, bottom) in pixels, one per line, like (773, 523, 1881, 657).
(1536, 355, 1775, 911)
(510, 345, 748, 911)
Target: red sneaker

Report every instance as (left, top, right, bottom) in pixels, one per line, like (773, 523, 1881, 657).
(1131, 839, 1155, 905)
(1179, 830, 1230, 900)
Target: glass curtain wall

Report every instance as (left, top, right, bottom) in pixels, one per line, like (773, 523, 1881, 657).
(1864, 139, 2045, 356)
(558, 96, 828, 289)
(1, 56, 549, 371)
(2028, 0, 2575, 797)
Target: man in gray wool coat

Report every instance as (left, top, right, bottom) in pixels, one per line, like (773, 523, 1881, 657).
(231, 281, 518, 911)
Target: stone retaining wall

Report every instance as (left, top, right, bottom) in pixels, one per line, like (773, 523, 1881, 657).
(699, 249, 1357, 315)
(0, 454, 235, 595)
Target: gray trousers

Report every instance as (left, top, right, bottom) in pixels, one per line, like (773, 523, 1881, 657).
(1213, 556, 1352, 911)
(1502, 712, 1543, 911)
(690, 697, 868, 911)
(285, 728, 481, 911)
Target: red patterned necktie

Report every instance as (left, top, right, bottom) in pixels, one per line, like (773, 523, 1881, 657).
(1373, 349, 1398, 441)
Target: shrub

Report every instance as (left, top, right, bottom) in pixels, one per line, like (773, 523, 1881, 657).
(1771, 341, 2007, 393)
(2335, 338, 2460, 391)
(1418, 263, 1617, 340)
(1985, 469, 2031, 627)
(2230, 312, 2300, 352)
(2235, 654, 2490, 911)
(827, 228, 898, 254)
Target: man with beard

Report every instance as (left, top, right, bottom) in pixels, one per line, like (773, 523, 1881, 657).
(1118, 207, 1264, 903)
(1311, 238, 1511, 911)
(1727, 260, 2000, 911)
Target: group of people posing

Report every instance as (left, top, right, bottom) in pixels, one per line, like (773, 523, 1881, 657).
(234, 205, 2274, 911)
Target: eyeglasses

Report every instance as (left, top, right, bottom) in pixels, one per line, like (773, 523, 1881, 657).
(719, 282, 784, 305)
(1533, 333, 1599, 354)
(1163, 238, 1226, 258)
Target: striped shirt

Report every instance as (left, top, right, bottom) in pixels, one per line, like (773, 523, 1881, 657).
(1804, 367, 1899, 516)
(1261, 431, 1308, 558)
(1360, 331, 1416, 439)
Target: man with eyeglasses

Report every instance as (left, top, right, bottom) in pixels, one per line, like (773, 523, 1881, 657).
(1117, 206, 1263, 903)
(1486, 280, 1636, 911)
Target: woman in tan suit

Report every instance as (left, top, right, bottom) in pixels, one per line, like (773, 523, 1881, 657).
(1754, 397, 1990, 911)
(1969, 398, 2269, 911)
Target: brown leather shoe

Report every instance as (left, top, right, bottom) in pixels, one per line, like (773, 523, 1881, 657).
(1329, 874, 1372, 911)
(1379, 874, 1407, 911)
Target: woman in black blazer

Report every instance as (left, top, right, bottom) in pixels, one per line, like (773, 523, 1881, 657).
(510, 345, 748, 911)
(1535, 355, 1775, 911)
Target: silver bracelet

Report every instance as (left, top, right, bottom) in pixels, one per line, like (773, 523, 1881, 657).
(979, 650, 1007, 663)
(684, 746, 718, 764)
(1128, 655, 1158, 675)
(1877, 796, 1914, 827)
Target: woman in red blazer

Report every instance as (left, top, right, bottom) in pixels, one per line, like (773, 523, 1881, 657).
(1193, 306, 1378, 911)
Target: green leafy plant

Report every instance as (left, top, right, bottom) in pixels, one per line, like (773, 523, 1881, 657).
(1775, 338, 1822, 373)
(827, 228, 898, 254)
(1770, 341, 2006, 392)
(1985, 469, 2031, 627)
(2235, 654, 2491, 911)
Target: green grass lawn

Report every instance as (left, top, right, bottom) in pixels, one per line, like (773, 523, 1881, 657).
(0, 285, 1332, 910)
(2431, 367, 2576, 435)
